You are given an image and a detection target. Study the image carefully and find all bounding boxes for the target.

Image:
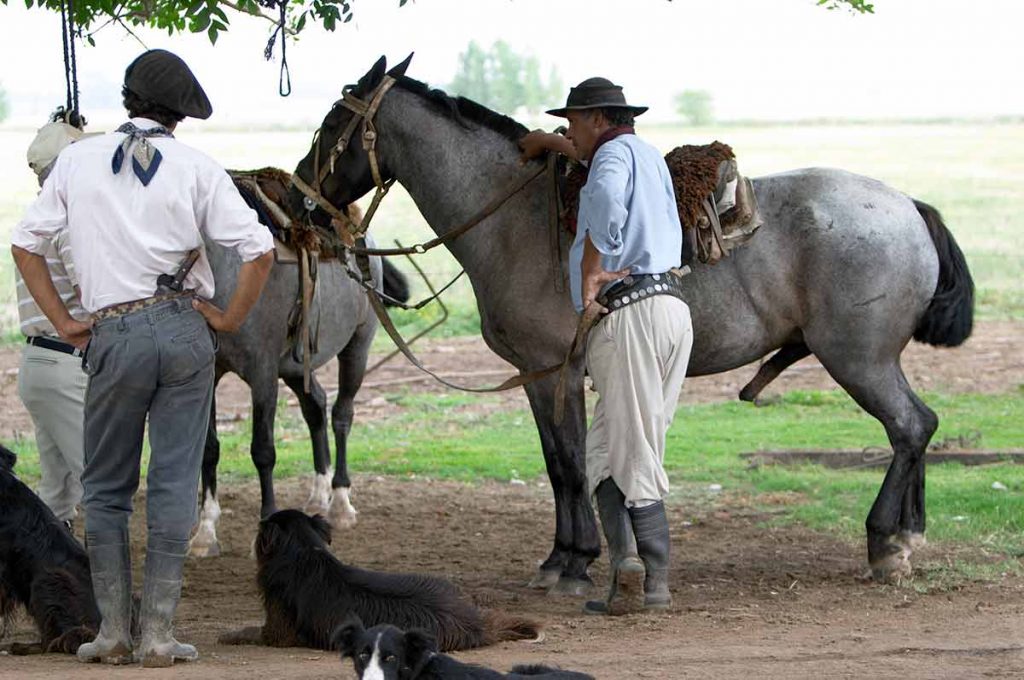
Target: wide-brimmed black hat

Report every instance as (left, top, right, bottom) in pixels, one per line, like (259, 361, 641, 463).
(124, 49, 213, 120)
(546, 77, 647, 118)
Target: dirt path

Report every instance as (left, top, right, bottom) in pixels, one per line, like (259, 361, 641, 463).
(3, 475, 1023, 679)
(1, 321, 1022, 678)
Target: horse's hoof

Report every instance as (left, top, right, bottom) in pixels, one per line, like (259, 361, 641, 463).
(327, 487, 358, 530)
(548, 576, 593, 598)
(189, 539, 220, 558)
(895, 531, 927, 552)
(328, 508, 358, 530)
(304, 502, 330, 518)
(869, 543, 912, 582)
(527, 568, 561, 590)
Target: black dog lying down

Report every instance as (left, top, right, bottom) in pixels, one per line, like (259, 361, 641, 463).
(220, 510, 541, 651)
(335, 616, 595, 680)
(0, 445, 99, 654)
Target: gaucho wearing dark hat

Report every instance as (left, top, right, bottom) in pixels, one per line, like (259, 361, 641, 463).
(546, 77, 648, 118)
(124, 49, 213, 120)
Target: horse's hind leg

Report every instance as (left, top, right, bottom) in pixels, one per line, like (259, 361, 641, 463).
(897, 458, 927, 551)
(192, 371, 224, 558)
(814, 352, 937, 580)
(281, 373, 333, 517)
(326, 323, 375, 530)
(739, 342, 811, 402)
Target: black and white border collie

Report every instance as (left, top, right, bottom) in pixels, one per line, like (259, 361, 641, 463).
(334, 615, 595, 680)
(220, 509, 541, 651)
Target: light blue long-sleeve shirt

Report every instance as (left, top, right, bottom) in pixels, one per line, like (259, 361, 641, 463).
(569, 134, 682, 312)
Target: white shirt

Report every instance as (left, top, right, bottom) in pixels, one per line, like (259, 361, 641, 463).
(15, 230, 89, 337)
(11, 118, 274, 312)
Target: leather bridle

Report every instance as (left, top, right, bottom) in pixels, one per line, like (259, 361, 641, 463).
(290, 75, 398, 240)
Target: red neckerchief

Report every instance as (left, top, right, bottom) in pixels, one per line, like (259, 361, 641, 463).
(588, 125, 635, 161)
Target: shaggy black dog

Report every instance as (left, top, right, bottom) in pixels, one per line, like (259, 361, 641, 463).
(0, 445, 98, 654)
(219, 509, 540, 651)
(334, 616, 595, 680)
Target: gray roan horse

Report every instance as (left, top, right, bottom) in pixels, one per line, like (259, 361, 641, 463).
(189, 224, 409, 558)
(287, 56, 974, 589)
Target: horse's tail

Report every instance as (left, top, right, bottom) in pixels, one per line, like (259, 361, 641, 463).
(480, 609, 543, 645)
(381, 257, 410, 308)
(912, 199, 974, 347)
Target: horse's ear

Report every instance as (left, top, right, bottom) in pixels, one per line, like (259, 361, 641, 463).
(404, 628, 439, 676)
(309, 513, 333, 545)
(359, 55, 388, 91)
(387, 52, 414, 78)
(331, 614, 364, 657)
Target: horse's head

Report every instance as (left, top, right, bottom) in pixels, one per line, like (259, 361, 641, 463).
(287, 54, 413, 227)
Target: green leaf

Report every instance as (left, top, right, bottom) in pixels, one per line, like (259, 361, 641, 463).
(190, 8, 211, 33)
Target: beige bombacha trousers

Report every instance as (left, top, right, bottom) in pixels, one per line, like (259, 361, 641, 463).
(18, 342, 87, 522)
(585, 295, 693, 507)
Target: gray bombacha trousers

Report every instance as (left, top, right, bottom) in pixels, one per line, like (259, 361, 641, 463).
(81, 297, 215, 542)
(585, 295, 693, 507)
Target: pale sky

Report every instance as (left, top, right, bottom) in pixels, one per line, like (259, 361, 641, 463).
(1, 0, 1022, 127)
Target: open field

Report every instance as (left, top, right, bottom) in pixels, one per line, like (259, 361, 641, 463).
(1, 121, 1023, 338)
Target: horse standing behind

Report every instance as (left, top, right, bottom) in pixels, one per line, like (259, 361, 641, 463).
(286, 55, 974, 588)
(189, 207, 410, 558)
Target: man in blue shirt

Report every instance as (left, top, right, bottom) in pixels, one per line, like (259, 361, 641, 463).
(521, 78, 693, 614)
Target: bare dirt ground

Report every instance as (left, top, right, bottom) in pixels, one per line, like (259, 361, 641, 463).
(1, 321, 1022, 679)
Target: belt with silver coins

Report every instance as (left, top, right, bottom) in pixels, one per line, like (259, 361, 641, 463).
(595, 266, 691, 313)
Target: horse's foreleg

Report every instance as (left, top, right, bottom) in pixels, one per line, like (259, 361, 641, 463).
(524, 375, 599, 596)
(250, 374, 281, 520)
(283, 374, 333, 518)
(327, 325, 374, 530)
(192, 384, 223, 558)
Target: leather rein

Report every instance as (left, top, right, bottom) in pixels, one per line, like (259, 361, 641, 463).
(289, 76, 585, 399)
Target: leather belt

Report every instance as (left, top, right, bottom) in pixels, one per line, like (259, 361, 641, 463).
(596, 267, 691, 313)
(92, 291, 191, 322)
(26, 336, 84, 357)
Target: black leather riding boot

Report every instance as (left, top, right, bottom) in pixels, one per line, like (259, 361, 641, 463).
(629, 501, 672, 609)
(77, 529, 134, 664)
(583, 478, 645, 615)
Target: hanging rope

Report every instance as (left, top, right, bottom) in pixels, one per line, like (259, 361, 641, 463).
(261, 0, 291, 97)
(58, 0, 83, 128)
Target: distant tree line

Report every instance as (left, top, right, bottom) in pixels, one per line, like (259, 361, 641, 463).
(449, 40, 563, 116)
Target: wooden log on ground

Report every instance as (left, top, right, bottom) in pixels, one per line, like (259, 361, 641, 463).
(740, 449, 1024, 469)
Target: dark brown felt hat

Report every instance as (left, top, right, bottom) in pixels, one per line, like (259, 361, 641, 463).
(124, 49, 213, 120)
(546, 77, 647, 118)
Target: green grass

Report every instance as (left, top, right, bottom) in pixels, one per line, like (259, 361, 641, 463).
(9, 390, 1020, 557)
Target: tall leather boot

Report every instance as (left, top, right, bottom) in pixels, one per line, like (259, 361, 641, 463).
(629, 502, 672, 609)
(135, 537, 198, 667)
(77, 529, 134, 664)
(583, 478, 646, 615)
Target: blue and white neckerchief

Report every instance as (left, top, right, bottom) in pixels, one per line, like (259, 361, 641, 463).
(111, 122, 174, 186)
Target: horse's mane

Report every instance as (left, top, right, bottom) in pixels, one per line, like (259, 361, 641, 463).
(394, 75, 529, 143)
